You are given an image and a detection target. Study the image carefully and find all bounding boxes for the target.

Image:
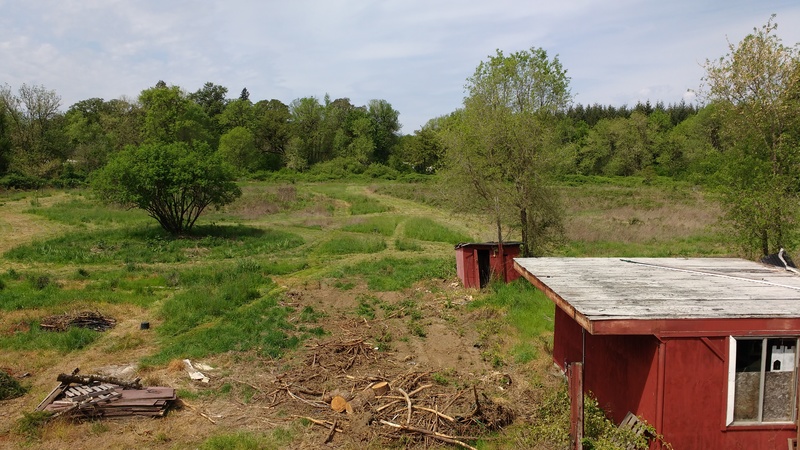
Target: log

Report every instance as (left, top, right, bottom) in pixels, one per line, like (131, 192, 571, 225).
(322, 389, 353, 404)
(56, 373, 142, 390)
(330, 395, 348, 413)
(370, 381, 390, 396)
(345, 385, 377, 415)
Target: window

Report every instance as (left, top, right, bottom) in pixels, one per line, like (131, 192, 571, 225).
(727, 337, 798, 425)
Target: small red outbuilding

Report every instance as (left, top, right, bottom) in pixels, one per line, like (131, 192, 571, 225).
(455, 242, 521, 289)
(514, 257, 800, 450)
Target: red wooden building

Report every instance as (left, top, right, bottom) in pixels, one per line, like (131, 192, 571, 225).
(455, 242, 521, 288)
(514, 257, 800, 449)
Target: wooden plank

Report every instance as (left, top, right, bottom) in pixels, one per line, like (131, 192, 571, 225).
(35, 383, 66, 411)
(568, 362, 584, 450)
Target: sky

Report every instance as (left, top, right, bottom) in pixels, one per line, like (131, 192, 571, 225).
(2, 1, 800, 133)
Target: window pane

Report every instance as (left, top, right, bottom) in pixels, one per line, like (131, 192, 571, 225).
(734, 339, 762, 421)
(762, 338, 796, 422)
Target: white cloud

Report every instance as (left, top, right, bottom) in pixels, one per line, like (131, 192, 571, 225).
(1, 0, 799, 131)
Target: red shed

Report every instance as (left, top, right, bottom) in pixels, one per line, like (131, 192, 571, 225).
(455, 242, 521, 288)
(514, 257, 800, 450)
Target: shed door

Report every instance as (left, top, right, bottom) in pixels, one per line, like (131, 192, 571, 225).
(478, 249, 491, 288)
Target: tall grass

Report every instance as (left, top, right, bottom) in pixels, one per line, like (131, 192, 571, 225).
(4, 225, 304, 264)
(330, 256, 454, 291)
(317, 233, 386, 255)
(341, 215, 401, 236)
(24, 197, 148, 226)
(0, 325, 100, 352)
(310, 184, 391, 215)
(145, 295, 301, 365)
(469, 280, 554, 363)
(403, 217, 472, 244)
(0, 269, 163, 310)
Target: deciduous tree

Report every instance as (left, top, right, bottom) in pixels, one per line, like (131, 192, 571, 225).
(441, 47, 569, 257)
(701, 16, 800, 256)
(92, 141, 241, 234)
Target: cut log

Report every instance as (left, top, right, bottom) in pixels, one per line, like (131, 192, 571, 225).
(345, 386, 377, 415)
(330, 395, 348, 413)
(370, 381, 390, 396)
(322, 389, 353, 404)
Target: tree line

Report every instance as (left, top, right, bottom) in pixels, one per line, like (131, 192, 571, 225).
(0, 79, 702, 188)
(0, 81, 402, 185)
(1, 16, 797, 257)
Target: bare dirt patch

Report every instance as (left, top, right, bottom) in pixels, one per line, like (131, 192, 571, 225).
(0, 278, 554, 449)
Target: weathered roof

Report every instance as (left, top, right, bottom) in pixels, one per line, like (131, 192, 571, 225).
(513, 257, 800, 335)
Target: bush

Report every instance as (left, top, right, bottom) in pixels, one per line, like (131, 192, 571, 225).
(0, 371, 27, 400)
(0, 173, 45, 190)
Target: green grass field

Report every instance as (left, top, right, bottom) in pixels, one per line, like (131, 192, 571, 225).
(0, 178, 732, 449)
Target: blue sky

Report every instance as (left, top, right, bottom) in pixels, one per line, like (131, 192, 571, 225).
(1, 1, 799, 132)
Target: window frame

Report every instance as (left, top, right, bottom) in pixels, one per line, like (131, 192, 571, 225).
(726, 336, 799, 426)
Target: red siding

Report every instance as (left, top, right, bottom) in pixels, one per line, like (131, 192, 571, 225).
(662, 337, 795, 449)
(455, 243, 521, 288)
(552, 309, 797, 449)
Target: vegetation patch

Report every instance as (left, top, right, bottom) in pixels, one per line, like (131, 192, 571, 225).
(341, 215, 401, 236)
(24, 196, 148, 226)
(0, 370, 27, 400)
(317, 233, 386, 255)
(4, 225, 304, 264)
(0, 324, 101, 352)
(200, 429, 294, 450)
(402, 217, 472, 244)
(331, 256, 453, 291)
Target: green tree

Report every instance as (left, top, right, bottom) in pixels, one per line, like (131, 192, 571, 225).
(0, 100, 11, 175)
(218, 126, 258, 174)
(0, 83, 66, 178)
(441, 47, 569, 257)
(701, 16, 800, 256)
(139, 83, 212, 145)
(190, 82, 229, 138)
(367, 99, 400, 163)
(64, 97, 143, 173)
(252, 99, 290, 158)
(92, 141, 241, 234)
(394, 116, 447, 173)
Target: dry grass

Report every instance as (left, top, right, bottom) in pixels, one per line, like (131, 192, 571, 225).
(562, 185, 724, 246)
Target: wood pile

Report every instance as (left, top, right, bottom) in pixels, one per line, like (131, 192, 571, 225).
(39, 311, 116, 332)
(265, 336, 515, 449)
(36, 372, 176, 419)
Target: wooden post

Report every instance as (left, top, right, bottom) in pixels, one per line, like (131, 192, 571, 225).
(796, 363, 799, 448)
(569, 362, 584, 450)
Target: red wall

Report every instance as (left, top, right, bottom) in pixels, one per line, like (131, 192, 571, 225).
(554, 308, 659, 424)
(553, 308, 798, 449)
(455, 244, 520, 288)
(661, 337, 795, 449)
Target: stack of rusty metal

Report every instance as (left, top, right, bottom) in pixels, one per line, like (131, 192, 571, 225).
(36, 371, 176, 419)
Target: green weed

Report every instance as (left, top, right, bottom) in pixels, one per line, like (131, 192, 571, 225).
(342, 215, 401, 236)
(0, 371, 27, 400)
(5, 225, 304, 264)
(15, 411, 52, 441)
(0, 325, 101, 352)
(403, 217, 472, 244)
(331, 257, 454, 291)
(317, 233, 386, 255)
(200, 429, 294, 450)
(394, 237, 423, 251)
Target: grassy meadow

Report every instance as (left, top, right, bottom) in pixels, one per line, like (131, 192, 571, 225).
(0, 177, 733, 449)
